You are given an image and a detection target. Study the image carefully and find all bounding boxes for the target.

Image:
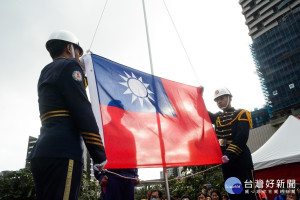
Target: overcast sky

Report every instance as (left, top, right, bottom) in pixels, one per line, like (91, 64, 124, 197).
(0, 0, 265, 180)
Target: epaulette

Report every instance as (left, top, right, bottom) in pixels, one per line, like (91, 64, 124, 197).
(237, 110, 253, 128)
(216, 109, 252, 128)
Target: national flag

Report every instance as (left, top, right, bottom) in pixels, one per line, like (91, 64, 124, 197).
(84, 53, 222, 168)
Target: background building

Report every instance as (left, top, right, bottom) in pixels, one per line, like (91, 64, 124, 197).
(251, 107, 270, 128)
(240, 0, 300, 127)
(25, 136, 37, 168)
(248, 123, 276, 153)
(160, 167, 183, 179)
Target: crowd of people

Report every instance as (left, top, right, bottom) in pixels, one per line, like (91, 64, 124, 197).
(144, 185, 229, 200)
(273, 188, 300, 200)
(142, 184, 300, 200)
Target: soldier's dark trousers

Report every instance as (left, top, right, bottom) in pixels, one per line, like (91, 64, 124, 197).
(31, 158, 83, 200)
(222, 164, 258, 200)
(101, 176, 135, 200)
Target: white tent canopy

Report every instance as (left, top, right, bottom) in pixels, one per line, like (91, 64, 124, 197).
(252, 115, 300, 170)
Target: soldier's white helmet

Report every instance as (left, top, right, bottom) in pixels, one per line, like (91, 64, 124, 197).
(214, 88, 232, 100)
(46, 30, 83, 54)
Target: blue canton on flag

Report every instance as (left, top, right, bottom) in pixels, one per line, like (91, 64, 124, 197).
(92, 54, 176, 116)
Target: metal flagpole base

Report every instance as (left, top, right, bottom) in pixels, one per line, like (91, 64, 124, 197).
(163, 167, 171, 200)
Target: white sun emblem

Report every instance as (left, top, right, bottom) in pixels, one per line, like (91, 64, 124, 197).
(119, 71, 155, 106)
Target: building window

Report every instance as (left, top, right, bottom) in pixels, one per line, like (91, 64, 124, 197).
(273, 90, 278, 95)
(289, 83, 295, 89)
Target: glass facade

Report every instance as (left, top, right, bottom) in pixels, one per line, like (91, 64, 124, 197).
(250, 8, 300, 113)
(251, 107, 270, 128)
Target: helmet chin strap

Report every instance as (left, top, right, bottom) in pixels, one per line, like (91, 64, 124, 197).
(71, 44, 75, 58)
(221, 96, 230, 110)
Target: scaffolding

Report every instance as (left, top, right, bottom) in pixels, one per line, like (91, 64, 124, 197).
(250, 8, 300, 115)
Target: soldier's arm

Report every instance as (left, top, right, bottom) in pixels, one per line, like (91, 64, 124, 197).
(224, 110, 252, 161)
(208, 111, 219, 125)
(58, 60, 106, 164)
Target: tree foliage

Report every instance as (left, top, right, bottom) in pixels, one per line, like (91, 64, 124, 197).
(79, 171, 100, 200)
(0, 165, 224, 200)
(0, 168, 100, 200)
(135, 165, 224, 200)
(135, 184, 164, 200)
(168, 165, 224, 199)
(0, 168, 34, 200)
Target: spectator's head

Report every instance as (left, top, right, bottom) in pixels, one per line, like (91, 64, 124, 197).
(206, 196, 212, 200)
(150, 190, 163, 200)
(181, 195, 191, 200)
(286, 189, 299, 200)
(206, 185, 213, 195)
(201, 187, 208, 194)
(211, 190, 221, 200)
(256, 187, 262, 193)
(280, 188, 287, 196)
(296, 183, 300, 197)
(197, 192, 207, 200)
(221, 194, 229, 200)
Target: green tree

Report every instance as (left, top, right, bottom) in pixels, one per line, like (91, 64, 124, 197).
(168, 165, 224, 199)
(0, 168, 100, 200)
(134, 165, 224, 200)
(135, 184, 164, 200)
(79, 171, 100, 200)
(0, 168, 35, 200)
(135, 185, 150, 200)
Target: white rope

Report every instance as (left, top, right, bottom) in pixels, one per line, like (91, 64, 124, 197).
(102, 169, 138, 180)
(88, 0, 109, 52)
(168, 164, 221, 182)
(101, 164, 221, 183)
(162, 0, 201, 87)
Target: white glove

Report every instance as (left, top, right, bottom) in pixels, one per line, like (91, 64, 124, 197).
(222, 155, 230, 164)
(79, 56, 86, 74)
(93, 160, 107, 172)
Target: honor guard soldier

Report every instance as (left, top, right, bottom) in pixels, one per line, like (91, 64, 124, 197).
(28, 30, 107, 200)
(93, 100, 140, 200)
(94, 168, 139, 200)
(209, 88, 257, 200)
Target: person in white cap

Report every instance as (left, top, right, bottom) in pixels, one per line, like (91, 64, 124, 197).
(28, 30, 107, 200)
(209, 88, 257, 200)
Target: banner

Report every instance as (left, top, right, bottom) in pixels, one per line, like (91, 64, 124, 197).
(84, 53, 222, 168)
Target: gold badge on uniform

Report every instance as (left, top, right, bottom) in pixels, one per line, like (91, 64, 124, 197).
(215, 90, 219, 95)
(72, 71, 82, 82)
(219, 139, 227, 146)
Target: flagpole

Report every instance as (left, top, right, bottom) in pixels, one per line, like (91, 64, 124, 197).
(142, 1, 170, 200)
(142, 0, 154, 75)
(163, 167, 171, 200)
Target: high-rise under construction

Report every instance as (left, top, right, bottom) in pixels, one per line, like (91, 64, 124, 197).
(240, 0, 300, 126)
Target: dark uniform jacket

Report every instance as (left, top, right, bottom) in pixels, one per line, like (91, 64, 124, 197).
(209, 107, 253, 169)
(29, 58, 106, 164)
